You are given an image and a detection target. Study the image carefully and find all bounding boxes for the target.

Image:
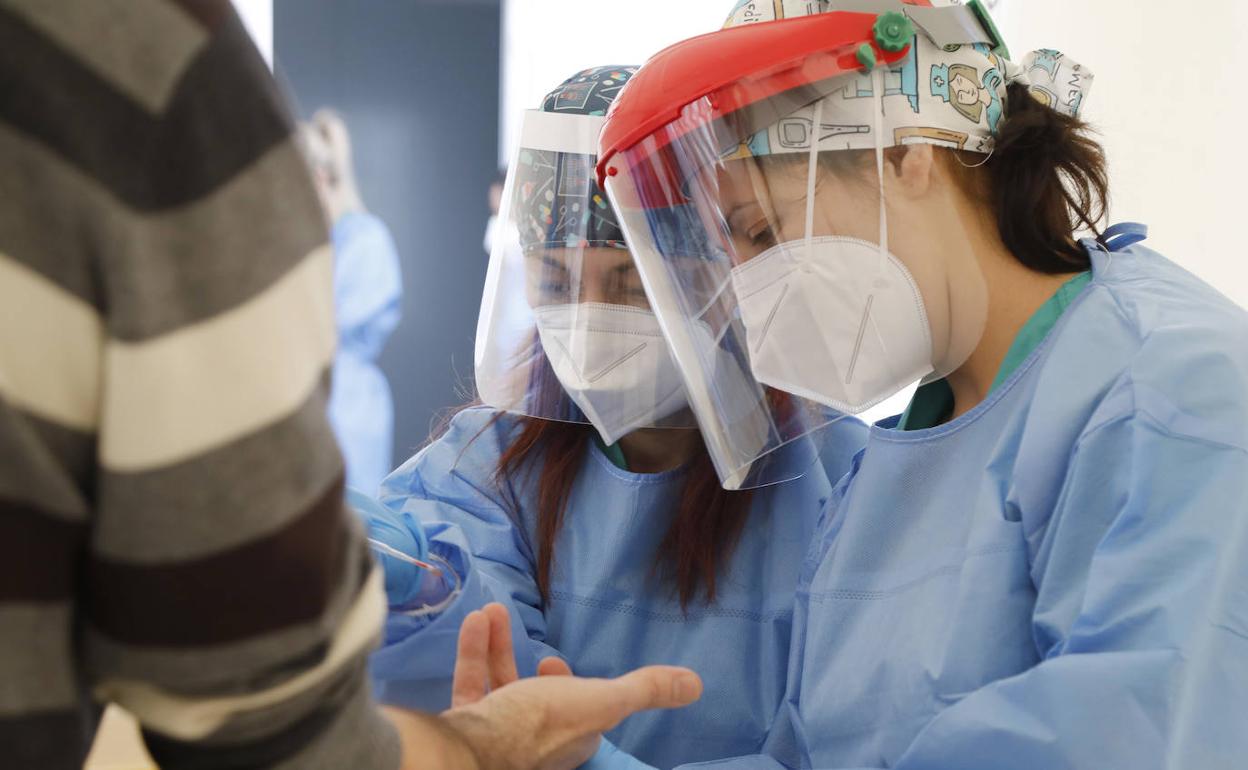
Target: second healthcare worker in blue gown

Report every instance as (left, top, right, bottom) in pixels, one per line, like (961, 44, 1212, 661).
(586, 2, 1248, 768)
(302, 109, 402, 492)
(356, 67, 869, 769)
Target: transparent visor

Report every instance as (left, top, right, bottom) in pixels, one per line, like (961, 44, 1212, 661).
(605, 59, 987, 489)
(475, 109, 697, 445)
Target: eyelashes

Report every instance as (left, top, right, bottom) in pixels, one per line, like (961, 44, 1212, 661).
(747, 222, 778, 250)
(535, 269, 648, 305)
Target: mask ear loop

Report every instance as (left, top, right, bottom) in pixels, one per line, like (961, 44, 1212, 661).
(872, 67, 888, 258)
(954, 147, 994, 168)
(869, 67, 938, 398)
(849, 66, 904, 395)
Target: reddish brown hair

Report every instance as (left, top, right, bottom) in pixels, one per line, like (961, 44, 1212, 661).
(428, 353, 811, 610)
(492, 416, 755, 610)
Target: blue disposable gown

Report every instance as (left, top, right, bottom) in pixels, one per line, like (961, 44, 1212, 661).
(370, 409, 869, 768)
(328, 211, 402, 492)
(624, 243, 1248, 770)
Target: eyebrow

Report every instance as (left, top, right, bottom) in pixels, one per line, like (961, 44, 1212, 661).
(527, 252, 569, 271)
(527, 249, 638, 276)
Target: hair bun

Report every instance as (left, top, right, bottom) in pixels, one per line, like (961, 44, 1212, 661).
(981, 83, 1109, 273)
(996, 84, 1077, 156)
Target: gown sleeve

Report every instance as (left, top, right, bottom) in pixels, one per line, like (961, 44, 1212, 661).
(365, 409, 565, 712)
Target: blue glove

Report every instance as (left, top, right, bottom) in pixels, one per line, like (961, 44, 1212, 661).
(346, 487, 430, 608)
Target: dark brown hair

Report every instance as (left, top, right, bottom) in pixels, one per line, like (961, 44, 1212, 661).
(764, 81, 1110, 274)
(949, 81, 1110, 273)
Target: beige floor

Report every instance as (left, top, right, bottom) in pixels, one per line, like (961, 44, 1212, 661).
(84, 706, 157, 770)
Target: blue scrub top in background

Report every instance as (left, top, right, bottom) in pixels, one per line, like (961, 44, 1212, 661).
(368, 409, 869, 769)
(328, 210, 402, 492)
(659, 243, 1248, 770)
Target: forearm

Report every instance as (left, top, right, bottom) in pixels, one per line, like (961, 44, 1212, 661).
(107, 561, 399, 769)
(382, 707, 481, 770)
(134, 669, 400, 769)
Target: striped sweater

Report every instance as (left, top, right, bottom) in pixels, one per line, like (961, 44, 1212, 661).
(0, 1, 399, 767)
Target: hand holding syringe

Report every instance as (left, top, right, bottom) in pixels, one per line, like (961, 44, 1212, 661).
(349, 488, 463, 617)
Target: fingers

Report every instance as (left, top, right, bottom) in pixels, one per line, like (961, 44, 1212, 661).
(451, 610, 491, 708)
(535, 666, 702, 738)
(444, 665, 700, 770)
(452, 604, 520, 709)
(482, 603, 519, 688)
(601, 666, 703, 726)
(537, 657, 573, 677)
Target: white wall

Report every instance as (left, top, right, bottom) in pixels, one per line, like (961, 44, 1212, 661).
(500, 0, 725, 165)
(994, 0, 1248, 308)
(232, 0, 273, 68)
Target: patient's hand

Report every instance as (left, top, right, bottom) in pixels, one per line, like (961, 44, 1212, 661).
(452, 603, 572, 706)
(440, 603, 700, 770)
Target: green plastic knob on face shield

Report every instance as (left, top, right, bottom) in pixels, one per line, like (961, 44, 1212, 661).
(872, 11, 914, 52)
(856, 43, 878, 72)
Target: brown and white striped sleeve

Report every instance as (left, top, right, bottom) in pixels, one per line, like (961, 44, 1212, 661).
(0, 1, 399, 767)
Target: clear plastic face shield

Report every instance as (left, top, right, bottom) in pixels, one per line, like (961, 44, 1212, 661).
(601, 11, 991, 488)
(475, 109, 697, 445)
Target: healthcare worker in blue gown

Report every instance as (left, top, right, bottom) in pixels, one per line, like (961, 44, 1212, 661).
(303, 109, 402, 492)
(354, 66, 870, 770)
(578, 3, 1248, 768)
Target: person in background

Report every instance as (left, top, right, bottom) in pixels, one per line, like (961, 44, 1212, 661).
(302, 109, 402, 491)
(355, 66, 869, 769)
(0, 2, 699, 768)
